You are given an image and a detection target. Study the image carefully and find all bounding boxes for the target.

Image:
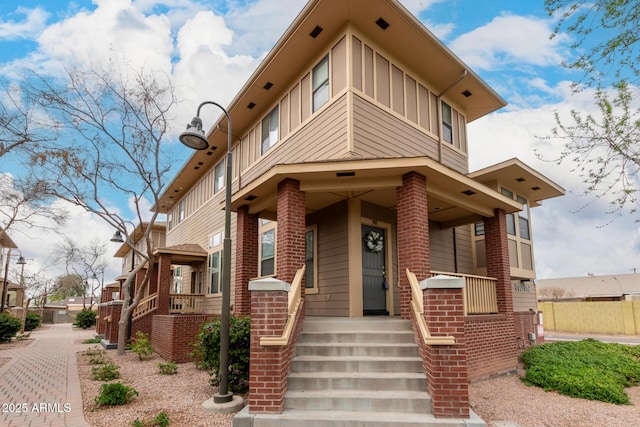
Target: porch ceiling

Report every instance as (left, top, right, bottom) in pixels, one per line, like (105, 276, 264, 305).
(231, 157, 521, 227)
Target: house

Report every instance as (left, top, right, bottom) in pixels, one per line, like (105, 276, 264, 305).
(100, 0, 565, 422)
(538, 274, 640, 301)
(1, 231, 25, 311)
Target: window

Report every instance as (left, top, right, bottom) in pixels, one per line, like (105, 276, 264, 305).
(214, 160, 224, 193)
(167, 212, 173, 231)
(173, 267, 182, 293)
(442, 101, 452, 143)
(312, 56, 329, 112)
(208, 231, 223, 294)
(305, 227, 317, 291)
(517, 195, 530, 240)
(506, 213, 516, 236)
(178, 200, 185, 223)
(261, 106, 279, 155)
(260, 228, 275, 276)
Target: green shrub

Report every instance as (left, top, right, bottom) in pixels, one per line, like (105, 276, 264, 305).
(73, 309, 97, 329)
(521, 339, 640, 404)
(191, 316, 250, 393)
(15, 332, 31, 341)
(0, 313, 21, 342)
(24, 313, 41, 331)
(83, 337, 102, 344)
(132, 411, 170, 427)
(95, 382, 138, 406)
(130, 331, 154, 360)
(92, 363, 120, 381)
(157, 361, 178, 375)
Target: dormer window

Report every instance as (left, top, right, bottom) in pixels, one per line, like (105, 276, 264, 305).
(312, 55, 329, 112)
(261, 105, 279, 155)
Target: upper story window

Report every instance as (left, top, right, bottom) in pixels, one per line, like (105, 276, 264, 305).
(178, 200, 185, 223)
(214, 160, 225, 194)
(208, 231, 223, 295)
(312, 55, 329, 112)
(167, 211, 173, 231)
(517, 195, 530, 240)
(261, 106, 279, 155)
(441, 101, 453, 143)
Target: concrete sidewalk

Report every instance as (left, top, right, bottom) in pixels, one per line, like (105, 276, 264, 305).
(0, 323, 94, 427)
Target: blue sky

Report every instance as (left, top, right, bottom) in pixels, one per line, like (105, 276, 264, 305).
(1, 0, 639, 283)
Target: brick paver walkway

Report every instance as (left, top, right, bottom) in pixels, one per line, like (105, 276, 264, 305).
(0, 323, 94, 427)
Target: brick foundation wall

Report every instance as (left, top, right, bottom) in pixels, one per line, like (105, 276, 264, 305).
(465, 314, 517, 381)
(132, 312, 153, 338)
(104, 302, 123, 343)
(514, 311, 542, 349)
(151, 314, 208, 363)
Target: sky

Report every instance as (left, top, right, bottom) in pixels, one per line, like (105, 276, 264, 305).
(0, 0, 639, 287)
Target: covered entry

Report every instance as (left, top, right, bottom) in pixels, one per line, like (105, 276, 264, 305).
(362, 224, 388, 315)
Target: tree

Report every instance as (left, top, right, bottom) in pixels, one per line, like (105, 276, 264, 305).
(538, 285, 576, 301)
(544, 0, 640, 217)
(47, 274, 85, 302)
(19, 64, 178, 355)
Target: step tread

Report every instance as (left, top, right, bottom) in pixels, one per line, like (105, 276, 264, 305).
(288, 371, 426, 379)
(294, 355, 422, 362)
(286, 389, 430, 399)
(253, 409, 472, 424)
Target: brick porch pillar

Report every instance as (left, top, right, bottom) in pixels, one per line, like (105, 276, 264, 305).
(156, 253, 172, 315)
(421, 276, 469, 418)
(248, 278, 290, 413)
(397, 172, 431, 319)
(484, 209, 514, 314)
(235, 205, 258, 316)
(276, 179, 306, 285)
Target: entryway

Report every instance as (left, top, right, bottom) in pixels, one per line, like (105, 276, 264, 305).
(362, 224, 388, 315)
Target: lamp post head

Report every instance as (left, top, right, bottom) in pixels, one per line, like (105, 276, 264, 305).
(179, 116, 210, 150)
(110, 230, 124, 243)
(16, 256, 26, 265)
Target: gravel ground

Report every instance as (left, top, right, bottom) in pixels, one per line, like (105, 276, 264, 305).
(76, 344, 640, 427)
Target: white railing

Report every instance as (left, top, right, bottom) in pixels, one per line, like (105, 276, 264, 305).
(430, 271, 498, 315)
(406, 269, 455, 345)
(132, 293, 158, 321)
(169, 293, 205, 314)
(260, 265, 306, 346)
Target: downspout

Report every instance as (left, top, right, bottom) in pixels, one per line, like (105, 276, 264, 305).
(436, 69, 467, 163)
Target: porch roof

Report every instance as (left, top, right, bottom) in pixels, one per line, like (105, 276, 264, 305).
(230, 157, 522, 228)
(153, 244, 207, 265)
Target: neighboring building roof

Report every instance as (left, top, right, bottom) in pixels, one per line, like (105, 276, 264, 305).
(113, 222, 166, 257)
(468, 158, 565, 207)
(156, 0, 507, 213)
(537, 274, 640, 300)
(0, 231, 18, 249)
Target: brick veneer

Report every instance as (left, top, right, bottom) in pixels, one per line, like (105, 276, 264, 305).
(397, 172, 430, 319)
(483, 209, 514, 314)
(156, 254, 172, 315)
(151, 314, 208, 363)
(465, 314, 517, 381)
(235, 205, 258, 316)
(104, 301, 123, 343)
(96, 304, 107, 335)
(276, 179, 306, 285)
(421, 285, 469, 418)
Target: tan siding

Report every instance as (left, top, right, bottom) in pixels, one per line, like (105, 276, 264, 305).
(429, 224, 455, 272)
(418, 84, 430, 131)
(241, 94, 349, 186)
(391, 65, 404, 115)
(406, 76, 417, 123)
(429, 92, 439, 135)
(290, 83, 300, 130)
(375, 53, 390, 107)
(512, 281, 536, 312)
(352, 36, 362, 91)
(521, 242, 533, 270)
(363, 45, 374, 97)
(331, 36, 347, 96)
(509, 239, 519, 268)
(280, 94, 290, 138)
(441, 143, 468, 174)
(301, 73, 311, 122)
(454, 226, 474, 274)
(306, 201, 350, 316)
(352, 94, 439, 159)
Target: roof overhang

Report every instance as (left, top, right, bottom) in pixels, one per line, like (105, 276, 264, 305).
(113, 222, 166, 258)
(0, 231, 18, 249)
(468, 158, 565, 207)
(231, 157, 521, 228)
(153, 244, 208, 265)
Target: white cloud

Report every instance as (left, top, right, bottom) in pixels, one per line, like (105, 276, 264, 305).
(0, 7, 49, 40)
(449, 13, 570, 71)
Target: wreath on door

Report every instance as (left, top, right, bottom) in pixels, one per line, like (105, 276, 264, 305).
(364, 230, 384, 253)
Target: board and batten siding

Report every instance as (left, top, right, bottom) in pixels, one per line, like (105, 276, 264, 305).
(350, 33, 468, 172)
(306, 201, 350, 317)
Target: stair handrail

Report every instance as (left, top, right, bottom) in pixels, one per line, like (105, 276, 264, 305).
(132, 292, 158, 321)
(406, 269, 456, 345)
(260, 265, 306, 346)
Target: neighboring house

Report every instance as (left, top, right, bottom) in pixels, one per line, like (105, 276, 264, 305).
(102, 0, 564, 421)
(538, 274, 640, 302)
(0, 231, 25, 310)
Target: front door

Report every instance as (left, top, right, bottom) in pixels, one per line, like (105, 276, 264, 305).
(362, 225, 388, 315)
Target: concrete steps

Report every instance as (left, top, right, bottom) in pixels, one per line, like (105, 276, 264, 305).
(234, 317, 485, 427)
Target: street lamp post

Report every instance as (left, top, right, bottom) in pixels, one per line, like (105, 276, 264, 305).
(1, 249, 27, 312)
(179, 101, 233, 404)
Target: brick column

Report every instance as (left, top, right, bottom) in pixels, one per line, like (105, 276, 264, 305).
(276, 179, 306, 285)
(156, 253, 172, 315)
(105, 301, 123, 343)
(421, 276, 469, 418)
(96, 304, 107, 336)
(235, 205, 258, 316)
(248, 278, 290, 413)
(397, 172, 431, 319)
(484, 209, 513, 314)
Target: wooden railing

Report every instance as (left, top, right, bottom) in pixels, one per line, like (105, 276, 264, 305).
(132, 293, 158, 321)
(406, 269, 456, 345)
(430, 271, 498, 315)
(261, 265, 306, 346)
(169, 293, 205, 314)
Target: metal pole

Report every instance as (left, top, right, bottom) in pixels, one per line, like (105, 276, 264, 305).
(1, 249, 11, 312)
